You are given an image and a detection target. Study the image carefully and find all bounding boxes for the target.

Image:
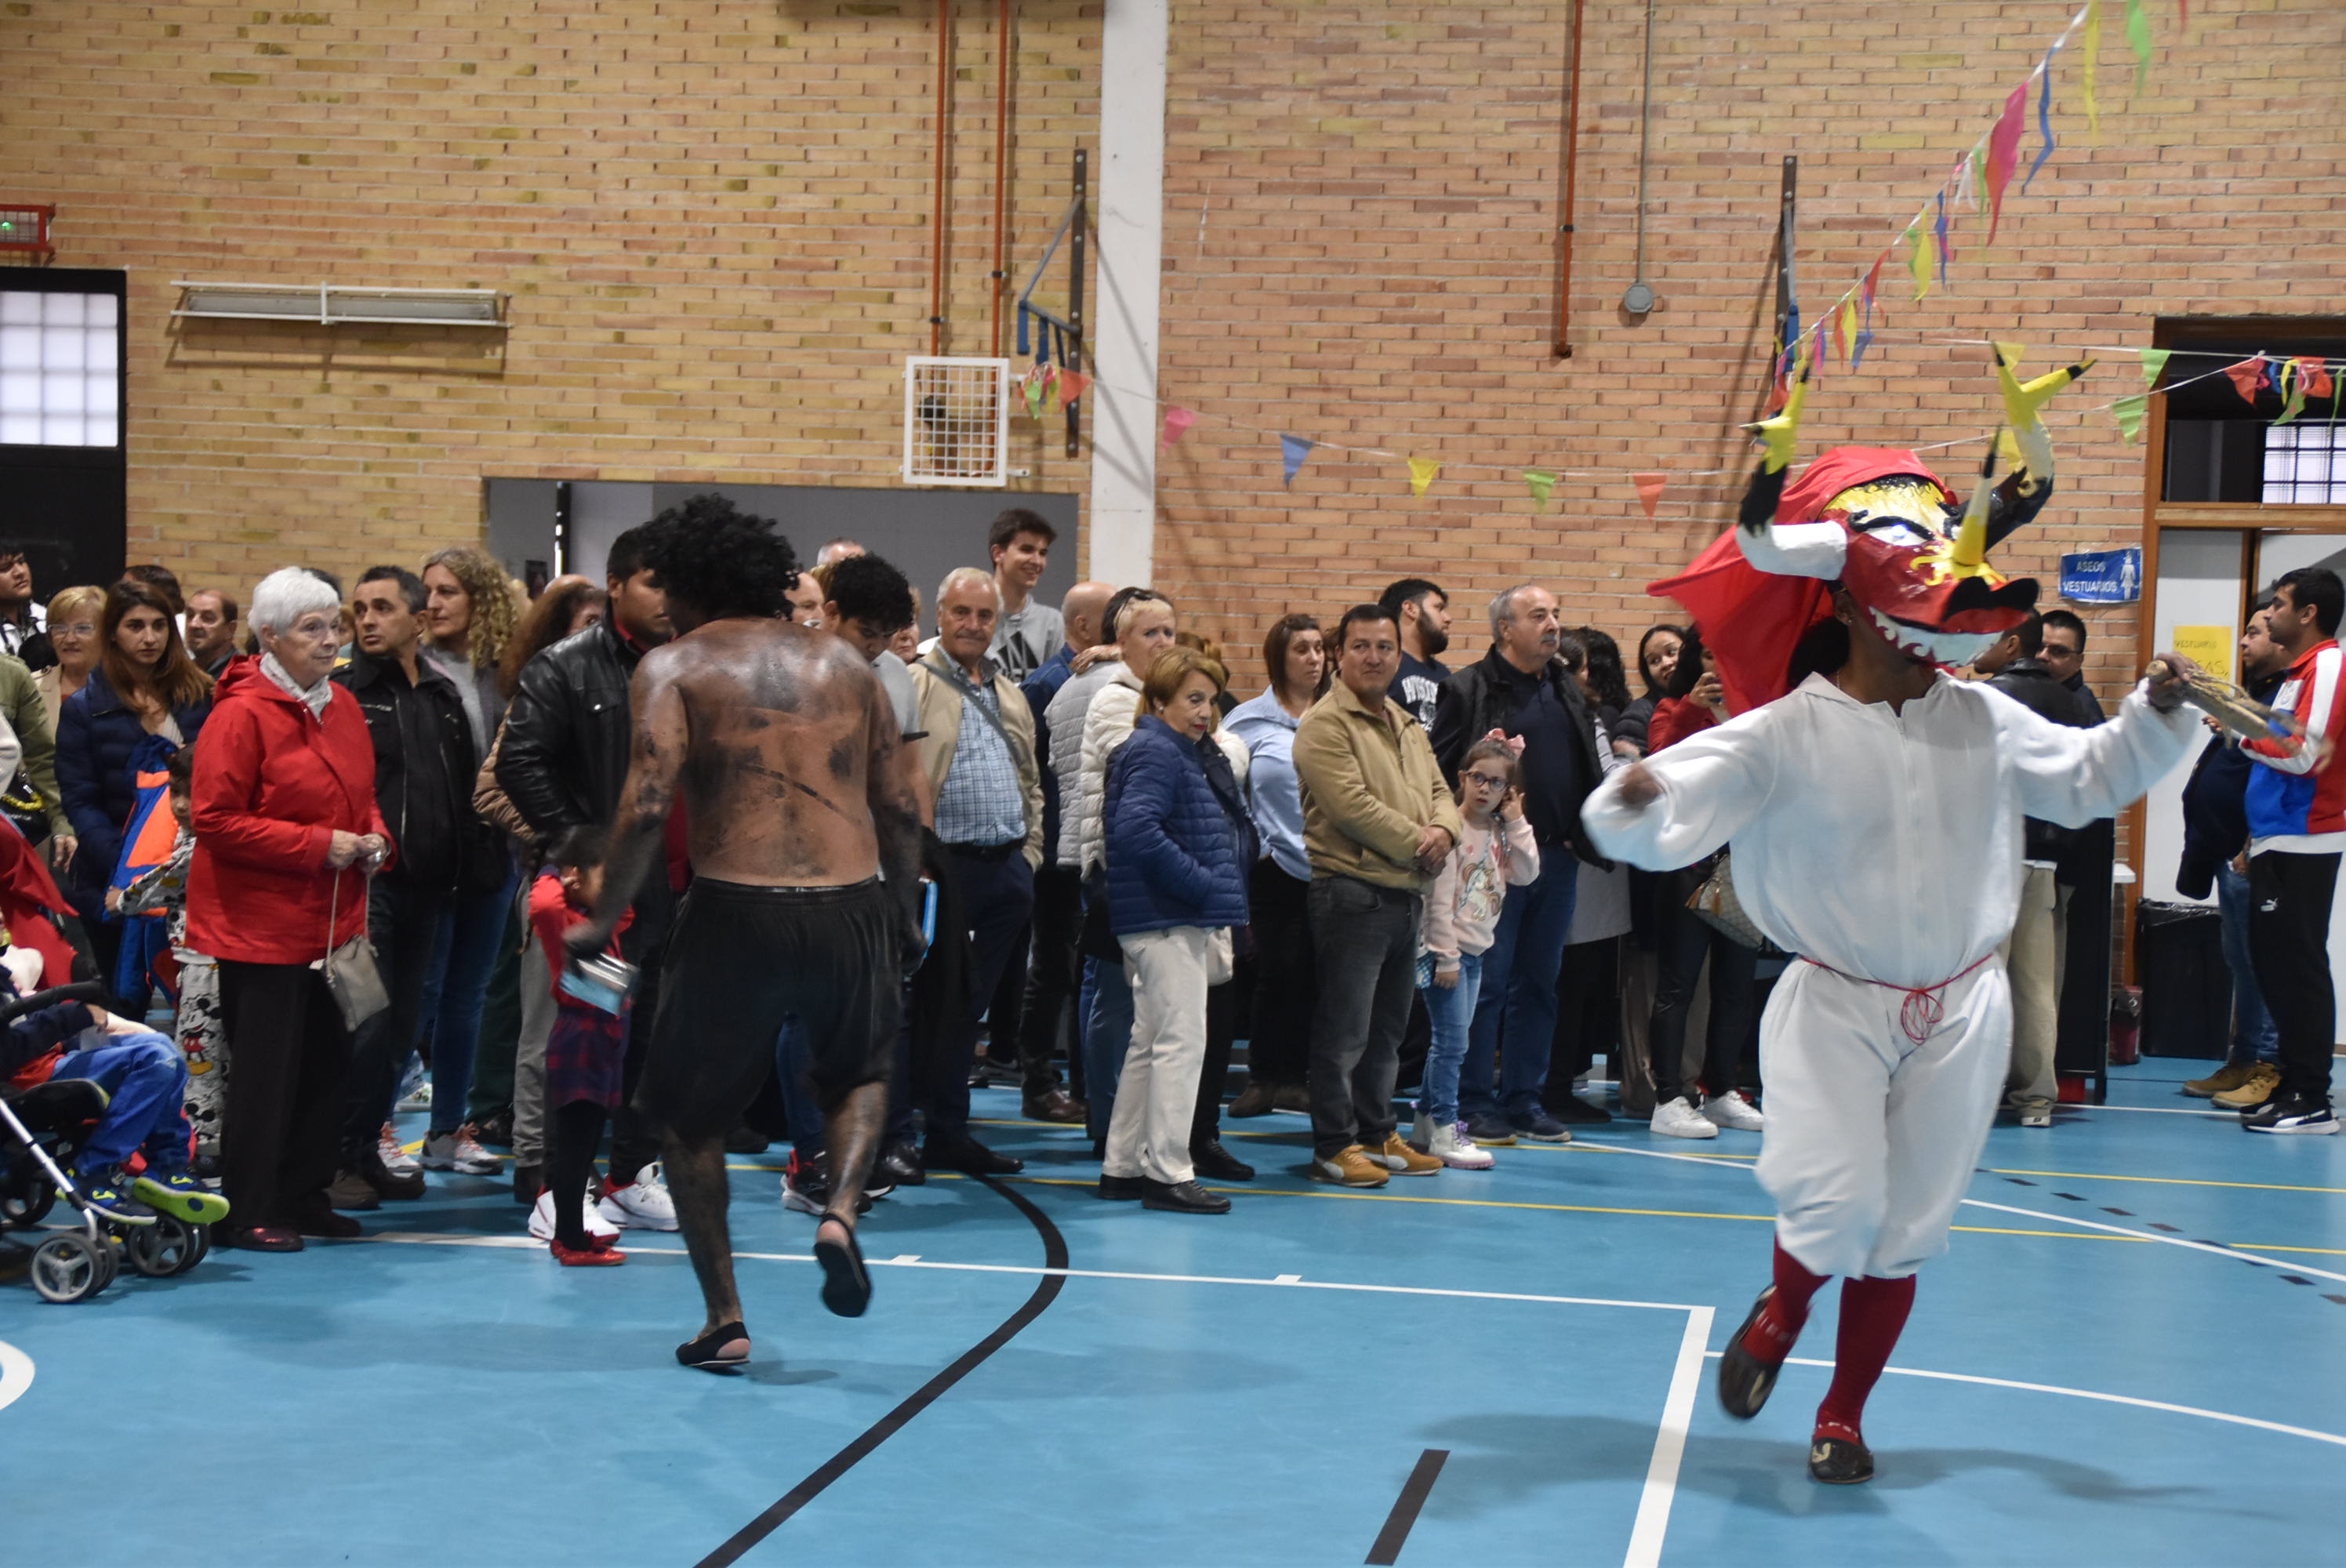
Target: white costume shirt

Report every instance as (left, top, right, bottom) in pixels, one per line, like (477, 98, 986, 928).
(1582, 672, 2195, 990)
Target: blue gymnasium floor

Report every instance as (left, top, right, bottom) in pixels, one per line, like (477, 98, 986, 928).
(5, 1057, 2344, 1568)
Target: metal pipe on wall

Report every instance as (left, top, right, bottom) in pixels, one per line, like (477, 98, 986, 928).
(1551, 0, 1585, 358)
(929, 0, 953, 354)
(990, 0, 1011, 357)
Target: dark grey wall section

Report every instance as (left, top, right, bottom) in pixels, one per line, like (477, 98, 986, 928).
(484, 480, 1077, 631)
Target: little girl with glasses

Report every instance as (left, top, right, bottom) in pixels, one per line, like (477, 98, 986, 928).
(1413, 736, 1540, 1168)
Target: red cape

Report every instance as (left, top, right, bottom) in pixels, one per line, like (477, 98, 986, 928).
(0, 826, 81, 989)
(1649, 448, 1951, 713)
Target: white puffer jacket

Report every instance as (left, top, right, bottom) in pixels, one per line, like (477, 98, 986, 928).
(1044, 659, 1123, 868)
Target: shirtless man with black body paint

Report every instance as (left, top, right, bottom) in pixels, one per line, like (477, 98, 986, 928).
(567, 497, 924, 1371)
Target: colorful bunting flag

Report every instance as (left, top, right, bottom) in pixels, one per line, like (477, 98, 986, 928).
(2126, 0, 2154, 96)
(1407, 457, 1440, 498)
(2112, 394, 2148, 443)
(1905, 219, 1932, 303)
(2023, 45, 2060, 192)
(2137, 347, 2171, 387)
(1933, 191, 1952, 283)
(1861, 251, 1886, 316)
(1835, 296, 1858, 367)
(1022, 365, 1053, 421)
(2275, 359, 2307, 426)
(1280, 434, 1313, 488)
(2302, 358, 2335, 400)
(1852, 327, 1876, 372)
(1633, 473, 1667, 521)
(2224, 358, 2264, 406)
(1055, 369, 1090, 409)
(1983, 82, 2028, 243)
(1523, 469, 1558, 506)
(1808, 324, 1826, 379)
(1160, 406, 1196, 449)
(2083, 0, 2102, 140)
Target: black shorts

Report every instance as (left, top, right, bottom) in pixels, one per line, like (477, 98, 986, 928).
(636, 877, 901, 1141)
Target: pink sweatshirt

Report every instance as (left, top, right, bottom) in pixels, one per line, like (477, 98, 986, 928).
(1421, 813, 1541, 967)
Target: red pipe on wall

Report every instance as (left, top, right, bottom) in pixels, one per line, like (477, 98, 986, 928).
(1552, 0, 1585, 358)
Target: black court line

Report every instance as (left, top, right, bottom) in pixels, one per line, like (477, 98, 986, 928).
(695, 1174, 1070, 1567)
(1364, 1449, 1450, 1566)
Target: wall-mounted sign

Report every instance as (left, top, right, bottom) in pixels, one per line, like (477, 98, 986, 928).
(2058, 547, 2142, 604)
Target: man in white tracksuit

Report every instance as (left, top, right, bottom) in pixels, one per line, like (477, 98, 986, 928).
(1585, 590, 2199, 1483)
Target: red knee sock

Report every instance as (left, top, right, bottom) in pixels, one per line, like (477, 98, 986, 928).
(1814, 1273, 1916, 1445)
(1741, 1240, 1829, 1365)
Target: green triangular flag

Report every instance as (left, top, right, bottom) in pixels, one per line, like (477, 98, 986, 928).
(2112, 394, 2148, 443)
(1523, 469, 1558, 506)
(2138, 347, 2171, 387)
(2126, 0, 2153, 95)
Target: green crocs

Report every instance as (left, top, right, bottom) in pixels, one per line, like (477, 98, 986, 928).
(133, 1171, 231, 1225)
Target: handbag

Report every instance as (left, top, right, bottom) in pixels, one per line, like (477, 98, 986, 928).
(314, 868, 390, 1031)
(1684, 851, 1781, 956)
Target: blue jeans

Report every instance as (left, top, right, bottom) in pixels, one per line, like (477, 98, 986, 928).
(53, 1032, 191, 1177)
(417, 865, 521, 1136)
(1082, 953, 1137, 1143)
(1416, 951, 1484, 1125)
(2217, 861, 2279, 1065)
(1460, 855, 1579, 1120)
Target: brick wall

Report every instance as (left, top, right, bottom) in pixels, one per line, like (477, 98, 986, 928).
(1149, 0, 2345, 702)
(8, 0, 2343, 713)
(4, 0, 1099, 593)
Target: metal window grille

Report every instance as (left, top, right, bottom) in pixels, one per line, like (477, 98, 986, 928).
(2264, 422, 2346, 506)
(0, 289, 120, 448)
(902, 357, 1009, 487)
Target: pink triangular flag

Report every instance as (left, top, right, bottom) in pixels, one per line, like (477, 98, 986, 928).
(1632, 473, 1666, 521)
(1160, 407, 1197, 449)
(1982, 82, 2028, 244)
(1055, 370, 1090, 410)
(2224, 358, 2265, 405)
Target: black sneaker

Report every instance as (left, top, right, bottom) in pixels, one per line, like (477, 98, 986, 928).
(1189, 1140, 1255, 1181)
(1808, 1435, 1875, 1484)
(1716, 1287, 1784, 1420)
(2242, 1093, 2340, 1135)
(1509, 1105, 1574, 1144)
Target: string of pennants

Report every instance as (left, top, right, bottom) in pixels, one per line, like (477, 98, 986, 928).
(1010, 0, 2337, 516)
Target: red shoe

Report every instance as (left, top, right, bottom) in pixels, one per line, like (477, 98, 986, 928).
(550, 1238, 626, 1266)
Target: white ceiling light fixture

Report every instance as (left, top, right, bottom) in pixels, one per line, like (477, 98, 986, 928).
(170, 281, 508, 328)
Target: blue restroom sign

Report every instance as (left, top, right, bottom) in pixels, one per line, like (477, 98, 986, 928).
(2058, 548, 2142, 604)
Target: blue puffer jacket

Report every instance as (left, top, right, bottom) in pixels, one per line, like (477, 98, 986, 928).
(1106, 716, 1250, 937)
(56, 668, 212, 893)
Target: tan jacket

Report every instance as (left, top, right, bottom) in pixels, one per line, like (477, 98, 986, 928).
(1292, 677, 1464, 891)
(909, 648, 1047, 870)
(0, 656, 70, 838)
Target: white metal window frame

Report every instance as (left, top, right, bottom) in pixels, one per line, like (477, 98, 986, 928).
(902, 356, 1010, 488)
(170, 280, 508, 328)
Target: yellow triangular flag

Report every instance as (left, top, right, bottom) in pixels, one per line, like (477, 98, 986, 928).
(1407, 457, 1440, 498)
(1905, 220, 1932, 303)
(2083, 0, 2102, 140)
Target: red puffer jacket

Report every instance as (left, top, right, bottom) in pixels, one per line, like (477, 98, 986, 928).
(186, 658, 394, 965)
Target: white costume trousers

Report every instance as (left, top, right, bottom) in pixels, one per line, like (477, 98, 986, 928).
(1754, 956, 2010, 1279)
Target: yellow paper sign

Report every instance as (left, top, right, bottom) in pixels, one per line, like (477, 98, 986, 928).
(2170, 624, 2235, 684)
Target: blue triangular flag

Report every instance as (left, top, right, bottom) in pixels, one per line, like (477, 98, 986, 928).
(2023, 45, 2059, 192)
(1851, 327, 1875, 372)
(1280, 434, 1314, 488)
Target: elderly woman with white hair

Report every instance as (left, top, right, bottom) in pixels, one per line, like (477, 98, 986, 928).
(187, 568, 394, 1253)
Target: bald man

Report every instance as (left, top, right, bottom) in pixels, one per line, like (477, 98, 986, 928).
(1004, 580, 1116, 1120)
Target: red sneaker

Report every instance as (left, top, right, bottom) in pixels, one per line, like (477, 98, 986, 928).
(550, 1238, 626, 1266)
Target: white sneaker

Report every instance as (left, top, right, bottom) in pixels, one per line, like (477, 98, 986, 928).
(529, 1189, 619, 1243)
(1701, 1091, 1765, 1132)
(598, 1163, 680, 1231)
(378, 1125, 422, 1178)
(419, 1127, 501, 1175)
(1651, 1097, 1720, 1139)
(1428, 1120, 1495, 1170)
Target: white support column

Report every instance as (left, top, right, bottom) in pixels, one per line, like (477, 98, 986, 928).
(1085, 0, 1169, 586)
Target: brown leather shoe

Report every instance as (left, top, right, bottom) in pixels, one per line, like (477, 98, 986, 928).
(1022, 1089, 1088, 1125)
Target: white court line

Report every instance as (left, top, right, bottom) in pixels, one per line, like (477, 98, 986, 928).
(1567, 1139, 2346, 1286)
(1698, 1352, 2346, 1450)
(2066, 1103, 2239, 1119)
(1956, 1199, 2346, 1287)
(0, 1341, 32, 1414)
(1625, 1307, 1712, 1568)
(365, 1232, 1705, 1312)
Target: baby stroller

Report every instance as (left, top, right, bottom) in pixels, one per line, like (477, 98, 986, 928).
(0, 981, 211, 1302)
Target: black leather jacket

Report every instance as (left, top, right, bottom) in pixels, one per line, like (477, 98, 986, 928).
(496, 616, 644, 845)
(335, 647, 499, 894)
(1429, 648, 1611, 868)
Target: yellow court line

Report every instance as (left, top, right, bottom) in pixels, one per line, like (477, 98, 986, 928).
(1985, 1167, 2346, 1196)
(2230, 1243, 2346, 1257)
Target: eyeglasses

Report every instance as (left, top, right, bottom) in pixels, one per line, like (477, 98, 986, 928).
(1463, 771, 1512, 789)
(53, 622, 96, 638)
